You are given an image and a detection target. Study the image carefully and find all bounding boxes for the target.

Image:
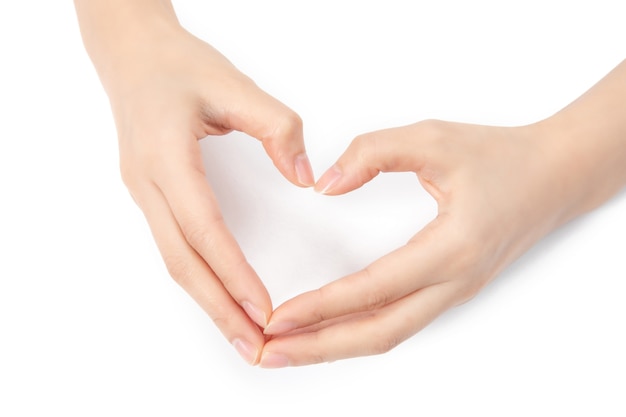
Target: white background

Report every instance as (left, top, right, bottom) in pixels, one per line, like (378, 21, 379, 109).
(1, 1, 625, 416)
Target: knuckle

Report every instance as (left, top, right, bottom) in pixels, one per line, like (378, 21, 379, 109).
(118, 155, 143, 191)
(209, 309, 235, 331)
(266, 110, 303, 143)
(370, 334, 403, 356)
(182, 217, 220, 253)
(162, 253, 194, 287)
(306, 333, 330, 365)
(351, 132, 374, 150)
(414, 119, 452, 150)
(365, 291, 389, 311)
(117, 138, 161, 200)
(214, 258, 246, 291)
(311, 288, 332, 322)
(118, 159, 150, 208)
(362, 269, 391, 311)
(415, 119, 447, 138)
(278, 110, 303, 136)
(307, 352, 328, 365)
(352, 133, 394, 171)
(351, 133, 384, 174)
(184, 223, 209, 249)
(119, 160, 134, 188)
(260, 110, 303, 167)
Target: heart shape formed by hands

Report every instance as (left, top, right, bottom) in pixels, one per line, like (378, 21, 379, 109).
(73, 0, 625, 369)
(201, 131, 436, 308)
(196, 117, 592, 368)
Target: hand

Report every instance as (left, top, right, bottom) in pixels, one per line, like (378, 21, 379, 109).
(260, 121, 557, 367)
(261, 92, 626, 367)
(75, 2, 314, 365)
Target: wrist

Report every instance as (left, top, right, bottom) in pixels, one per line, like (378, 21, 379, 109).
(530, 109, 626, 228)
(74, 0, 182, 92)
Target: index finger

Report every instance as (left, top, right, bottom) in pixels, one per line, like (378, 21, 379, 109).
(260, 281, 460, 367)
(264, 219, 472, 336)
(132, 181, 267, 365)
(154, 137, 273, 329)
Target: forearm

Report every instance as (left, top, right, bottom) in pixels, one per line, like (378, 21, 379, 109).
(73, 0, 181, 92)
(536, 59, 626, 225)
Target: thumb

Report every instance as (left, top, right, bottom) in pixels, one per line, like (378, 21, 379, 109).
(223, 84, 314, 187)
(314, 123, 435, 195)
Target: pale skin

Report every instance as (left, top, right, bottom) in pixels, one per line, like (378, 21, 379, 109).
(261, 61, 626, 367)
(74, 1, 626, 368)
(74, 0, 315, 365)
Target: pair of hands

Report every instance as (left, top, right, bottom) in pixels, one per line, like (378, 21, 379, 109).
(96, 22, 619, 367)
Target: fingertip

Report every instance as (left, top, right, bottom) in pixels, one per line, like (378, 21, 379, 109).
(242, 301, 269, 329)
(263, 320, 298, 336)
(259, 351, 289, 369)
(232, 338, 261, 366)
(294, 153, 315, 187)
(229, 89, 312, 187)
(314, 164, 343, 194)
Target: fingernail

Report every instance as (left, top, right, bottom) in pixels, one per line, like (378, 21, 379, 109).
(263, 321, 297, 335)
(242, 301, 267, 328)
(294, 153, 315, 187)
(260, 352, 289, 369)
(314, 165, 342, 194)
(232, 338, 260, 365)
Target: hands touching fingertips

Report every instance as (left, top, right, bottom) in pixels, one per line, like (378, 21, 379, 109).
(75, 1, 626, 369)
